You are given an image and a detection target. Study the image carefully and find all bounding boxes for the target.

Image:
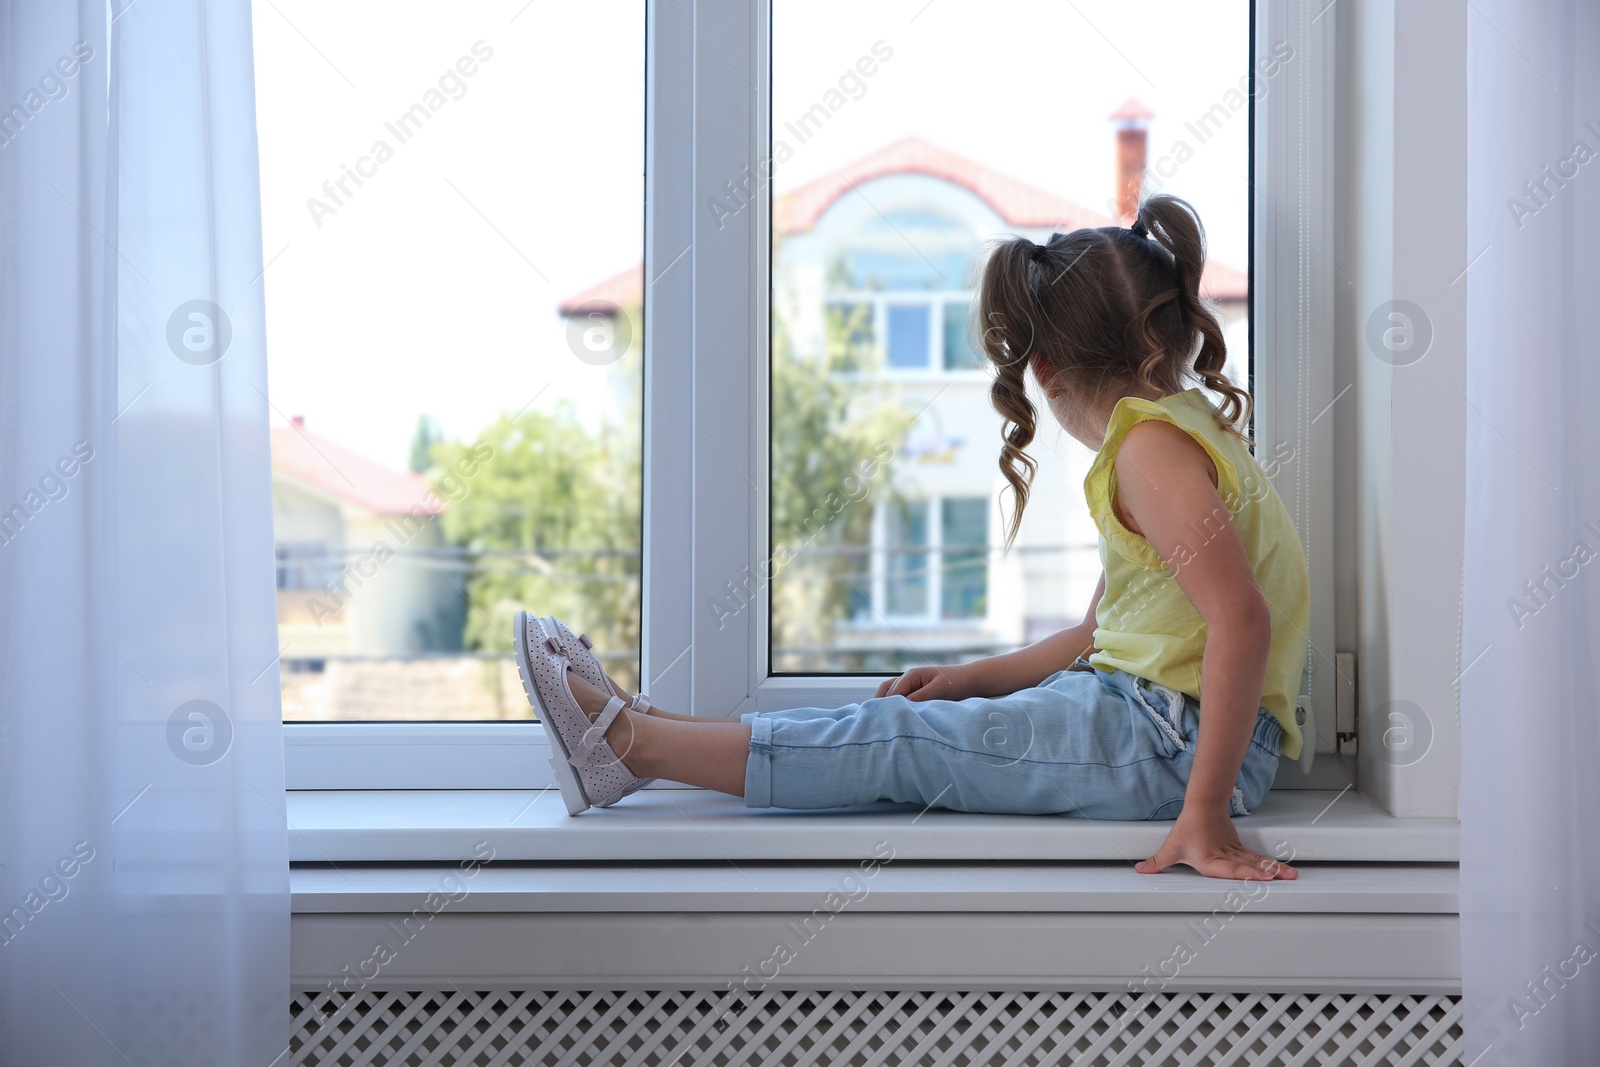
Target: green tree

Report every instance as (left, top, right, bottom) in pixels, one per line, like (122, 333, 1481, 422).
(408, 414, 443, 474)
(433, 387, 642, 691)
(767, 294, 907, 670)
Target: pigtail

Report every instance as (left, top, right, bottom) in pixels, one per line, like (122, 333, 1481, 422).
(976, 239, 1044, 549)
(975, 198, 1248, 552)
(1137, 195, 1252, 436)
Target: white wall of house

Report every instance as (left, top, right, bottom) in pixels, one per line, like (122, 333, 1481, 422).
(342, 513, 457, 656)
(272, 478, 460, 659)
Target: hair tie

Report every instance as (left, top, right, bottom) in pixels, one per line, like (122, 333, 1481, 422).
(1028, 242, 1051, 265)
(1129, 216, 1149, 238)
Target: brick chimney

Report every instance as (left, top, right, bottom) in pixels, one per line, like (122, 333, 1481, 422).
(1110, 98, 1154, 223)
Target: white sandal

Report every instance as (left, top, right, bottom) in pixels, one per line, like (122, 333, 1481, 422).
(544, 616, 657, 801)
(513, 611, 647, 815)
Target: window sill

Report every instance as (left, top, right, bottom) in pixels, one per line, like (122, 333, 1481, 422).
(284, 787, 1458, 864)
(286, 790, 1460, 991)
(291, 860, 1456, 916)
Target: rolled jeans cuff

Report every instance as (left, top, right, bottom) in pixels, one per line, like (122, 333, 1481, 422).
(740, 711, 773, 808)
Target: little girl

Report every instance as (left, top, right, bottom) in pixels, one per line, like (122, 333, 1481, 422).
(516, 195, 1309, 882)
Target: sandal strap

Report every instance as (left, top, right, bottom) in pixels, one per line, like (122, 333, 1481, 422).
(570, 695, 626, 767)
(630, 693, 654, 716)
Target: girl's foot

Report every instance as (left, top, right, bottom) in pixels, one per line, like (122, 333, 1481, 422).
(544, 616, 657, 796)
(569, 668, 630, 726)
(565, 669, 749, 798)
(517, 613, 753, 801)
(546, 616, 660, 716)
(567, 668, 645, 769)
(513, 611, 649, 815)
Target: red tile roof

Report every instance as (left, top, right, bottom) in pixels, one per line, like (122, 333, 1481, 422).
(559, 135, 1248, 312)
(774, 135, 1117, 234)
(270, 424, 444, 517)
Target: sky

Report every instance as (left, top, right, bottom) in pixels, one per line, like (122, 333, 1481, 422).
(253, 1, 1251, 471)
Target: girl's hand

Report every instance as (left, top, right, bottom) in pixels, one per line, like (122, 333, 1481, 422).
(1135, 809, 1298, 881)
(873, 663, 970, 702)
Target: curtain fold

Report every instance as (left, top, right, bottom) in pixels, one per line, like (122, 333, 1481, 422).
(0, 2, 289, 1064)
(1462, 1, 1600, 1064)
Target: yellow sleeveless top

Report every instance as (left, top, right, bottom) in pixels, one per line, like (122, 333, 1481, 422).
(1084, 389, 1310, 759)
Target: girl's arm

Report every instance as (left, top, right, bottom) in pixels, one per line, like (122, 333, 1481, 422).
(873, 572, 1104, 700)
(962, 571, 1104, 696)
(1109, 420, 1297, 882)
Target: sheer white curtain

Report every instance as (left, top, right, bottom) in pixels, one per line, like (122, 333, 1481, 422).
(0, 2, 288, 1065)
(1462, 1, 1600, 1064)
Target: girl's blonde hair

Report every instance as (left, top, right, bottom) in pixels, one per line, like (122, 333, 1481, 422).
(976, 194, 1250, 547)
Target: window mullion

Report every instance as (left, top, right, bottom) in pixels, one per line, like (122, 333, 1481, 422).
(639, 0, 700, 715)
(646, 0, 766, 718)
(1253, 0, 1338, 769)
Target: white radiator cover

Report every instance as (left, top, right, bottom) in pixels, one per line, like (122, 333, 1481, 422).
(288, 988, 1463, 1066)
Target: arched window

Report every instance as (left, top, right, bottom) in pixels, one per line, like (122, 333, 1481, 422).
(826, 208, 982, 373)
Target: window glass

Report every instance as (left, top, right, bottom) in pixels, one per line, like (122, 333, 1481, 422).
(940, 497, 989, 620)
(941, 302, 981, 371)
(770, 0, 1250, 673)
(254, 2, 645, 719)
(882, 500, 929, 616)
(886, 303, 931, 369)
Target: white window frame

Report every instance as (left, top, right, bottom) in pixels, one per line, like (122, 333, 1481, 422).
(285, 0, 1347, 793)
(840, 494, 991, 631)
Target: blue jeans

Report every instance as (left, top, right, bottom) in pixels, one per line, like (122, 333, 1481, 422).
(741, 665, 1282, 820)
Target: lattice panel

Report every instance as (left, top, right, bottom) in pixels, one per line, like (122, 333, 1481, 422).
(289, 988, 1463, 1066)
